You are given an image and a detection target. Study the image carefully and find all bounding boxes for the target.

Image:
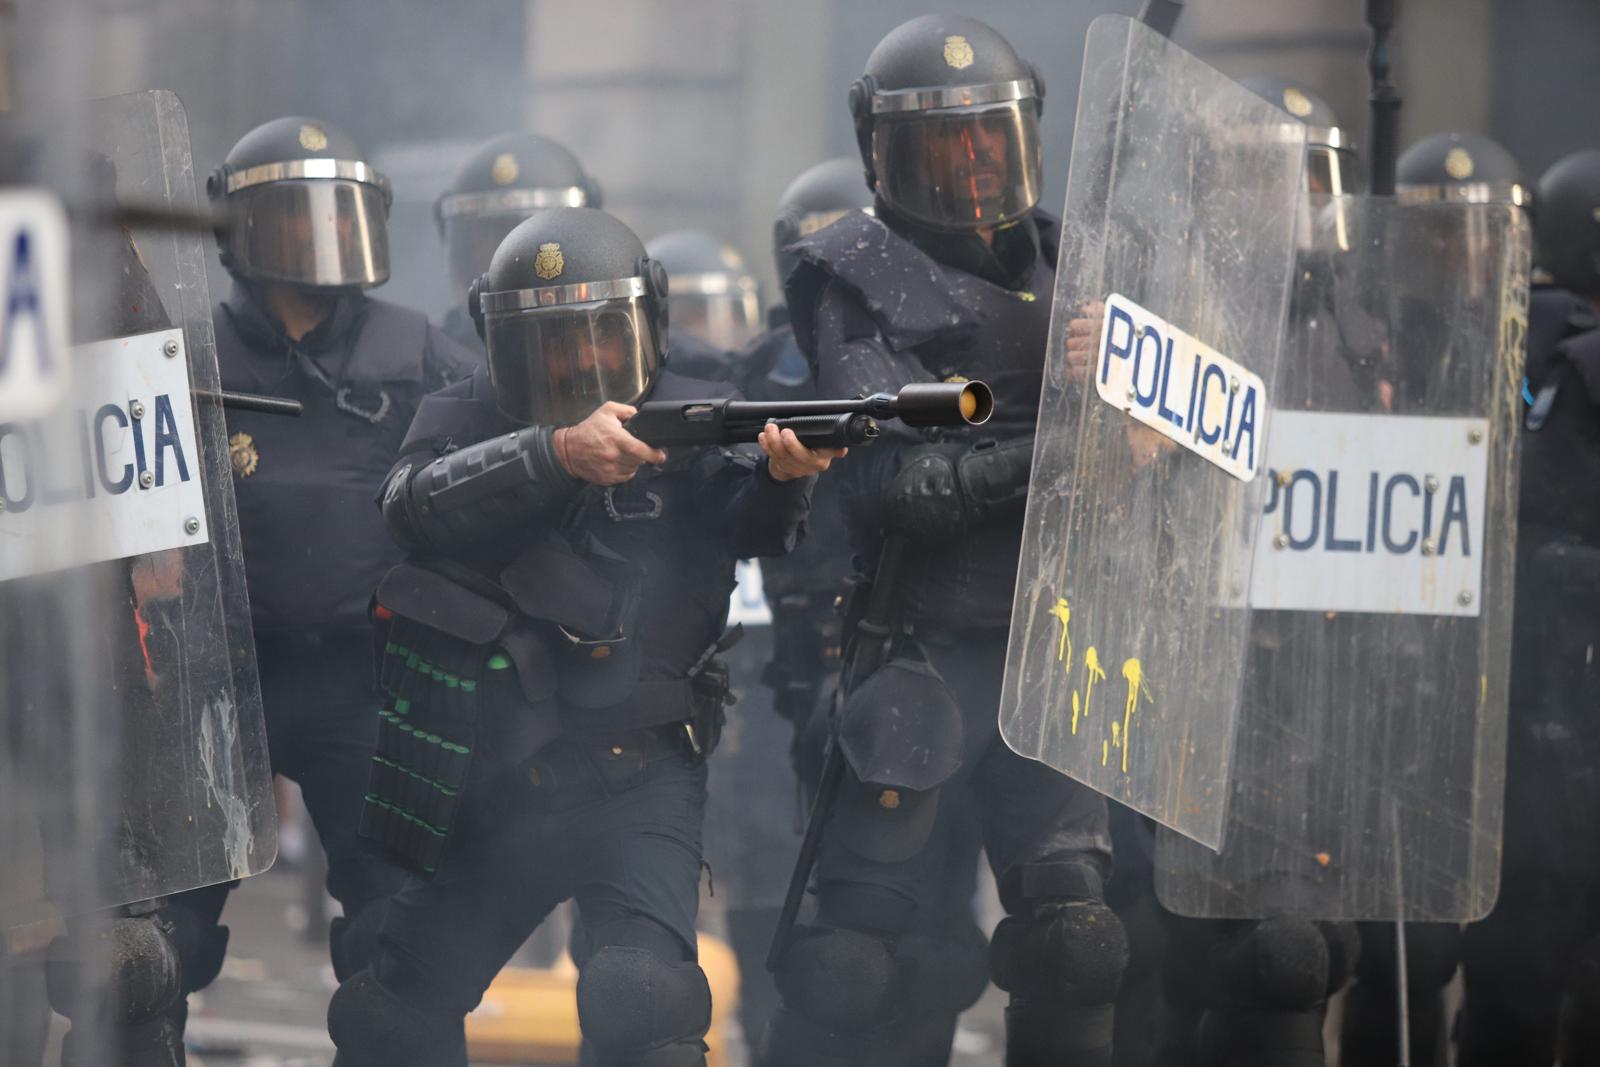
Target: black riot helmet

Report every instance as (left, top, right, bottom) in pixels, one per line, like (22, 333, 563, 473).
(1396, 131, 1530, 208)
(1238, 77, 1359, 198)
(472, 208, 667, 426)
(1535, 150, 1600, 298)
(850, 14, 1044, 232)
(644, 230, 760, 352)
(208, 116, 392, 289)
(772, 157, 874, 284)
(436, 132, 603, 298)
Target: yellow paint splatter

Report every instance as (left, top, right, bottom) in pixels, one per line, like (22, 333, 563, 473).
(1111, 721, 1121, 747)
(1049, 598, 1072, 671)
(1082, 647, 1106, 723)
(1480, 673, 1487, 706)
(1101, 738, 1110, 766)
(1120, 658, 1151, 774)
(1071, 691, 1082, 735)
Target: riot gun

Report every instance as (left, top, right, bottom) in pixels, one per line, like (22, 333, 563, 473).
(627, 380, 994, 450)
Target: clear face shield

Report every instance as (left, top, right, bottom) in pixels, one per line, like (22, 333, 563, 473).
(664, 275, 761, 352)
(222, 161, 391, 288)
(481, 282, 659, 426)
(1296, 137, 1360, 253)
(871, 97, 1041, 231)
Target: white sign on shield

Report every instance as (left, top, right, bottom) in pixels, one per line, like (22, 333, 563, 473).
(1248, 412, 1489, 617)
(0, 189, 71, 422)
(0, 328, 210, 582)
(1094, 293, 1268, 482)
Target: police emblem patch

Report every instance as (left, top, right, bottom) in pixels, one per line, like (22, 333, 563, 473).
(1445, 147, 1475, 180)
(298, 125, 328, 152)
(229, 432, 258, 478)
(943, 35, 974, 69)
(1282, 87, 1314, 118)
(534, 242, 564, 280)
(491, 153, 520, 186)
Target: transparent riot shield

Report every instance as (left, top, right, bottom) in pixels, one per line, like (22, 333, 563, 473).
(1154, 197, 1529, 921)
(0, 90, 275, 925)
(999, 15, 1307, 848)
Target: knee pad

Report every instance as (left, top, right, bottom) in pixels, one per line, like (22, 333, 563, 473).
(991, 900, 1129, 1008)
(46, 916, 183, 1026)
(898, 917, 990, 1017)
(327, 969, 466, 1067)
(774, 926, 900, 1033)
(576, 945, 710, 1065)
(1219, 918, 1329, 1011)
(330, 899, 388, 983)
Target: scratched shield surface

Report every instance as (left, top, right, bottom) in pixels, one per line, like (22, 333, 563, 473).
(998, 15, 1306, 849)
(2, 92, 273, 932)
(1156, 198, 1528, 921)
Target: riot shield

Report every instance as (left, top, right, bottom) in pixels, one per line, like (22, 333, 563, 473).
(1155, 196, 1529, 921)
(0, 90, 275, 925)
(999, 15, 1307, 848)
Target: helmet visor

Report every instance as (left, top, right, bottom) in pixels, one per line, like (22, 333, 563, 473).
(485, 296, 659, 426)
(227, 179, 389, 288)
(666, 291, 761, 352)
(872, 101, 1041, 231)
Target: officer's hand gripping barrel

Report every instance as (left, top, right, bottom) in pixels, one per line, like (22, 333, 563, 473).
(626, 381, 994, 450)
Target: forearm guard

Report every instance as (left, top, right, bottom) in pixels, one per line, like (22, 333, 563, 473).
(883, 434, 1035, 542)
(381, 426, 579, 553)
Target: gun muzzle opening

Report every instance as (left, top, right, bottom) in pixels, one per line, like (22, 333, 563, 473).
(893, 380, 995, 428)
(958, 382, 994, 425)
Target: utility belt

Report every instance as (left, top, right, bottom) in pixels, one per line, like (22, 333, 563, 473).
(357, 535, 736, 876)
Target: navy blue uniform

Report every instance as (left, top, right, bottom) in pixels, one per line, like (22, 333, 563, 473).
(162, 285, 477, 997)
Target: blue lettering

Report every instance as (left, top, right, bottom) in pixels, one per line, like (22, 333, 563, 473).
(1133, 326, 1162, 407)
(1383, 474, 1420, 554)
(1438, 475, 1471, 556)
(1157, 337, 1183, 425)
(152, 394, 189, 487)
(1229, 386, 1258, 470)
(1183, 354, 1201, 432)
(1284, 470, 1321, 550)
(95, 404, 133, 494)
(1101, 304, 1135, 385)
(1322, 471, 1361, 552)
(0, 230, 53, 379)
(0, 422, 32, 512)
(1196, 364, 1226, 445)
(1365, 472, 1379, 552)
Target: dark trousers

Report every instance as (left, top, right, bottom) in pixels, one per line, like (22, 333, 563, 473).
(374, 739, 707, 1019)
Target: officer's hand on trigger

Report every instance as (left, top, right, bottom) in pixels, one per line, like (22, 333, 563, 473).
(553, 402, 668, 486)
(1066, 300, 1105, 386)
(759, 423, 846, 482)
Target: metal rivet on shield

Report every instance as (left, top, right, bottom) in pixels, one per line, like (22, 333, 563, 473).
(1458, 590, 1473, 606)
(1468, 427, 1484, 444)
(1273, 533, 1290, 550)
(1229, 376, 1240, 394)
(1125, 388, 1136, 403)
(183, 516, 200, 535)
(138, 470, 154, 489)
(163, 339, 180, 358)
(1424, 475, 1440, 494)
(129, 400, 145, 420)
(1276, 469, 1292, 487)
(1421, 538, 1437, 557)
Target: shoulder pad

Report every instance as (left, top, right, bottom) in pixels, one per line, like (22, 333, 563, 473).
(1528, 287, 1599, 384)
(647, 369, 741, 403)
(424, 321, 483, 385)
(396, 367, 508, 457)
(783, 211, 976, 358)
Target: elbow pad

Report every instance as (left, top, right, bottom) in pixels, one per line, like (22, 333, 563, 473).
(884, 435, 1035, 541)
(382, 426, 578, 553)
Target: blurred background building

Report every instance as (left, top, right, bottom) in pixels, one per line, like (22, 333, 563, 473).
(65, 0, 1600, 341)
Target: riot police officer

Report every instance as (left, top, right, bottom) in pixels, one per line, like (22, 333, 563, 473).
(156, 116, 478, 1031)
(436, 131, 603, 351)
(1332, 129, 1533, 1067)
(1455, 147, 1600, 1067)
(771, 17, 1125, 1066)
(325, 206, 839, 1067)
(645, 229, 762, 377)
